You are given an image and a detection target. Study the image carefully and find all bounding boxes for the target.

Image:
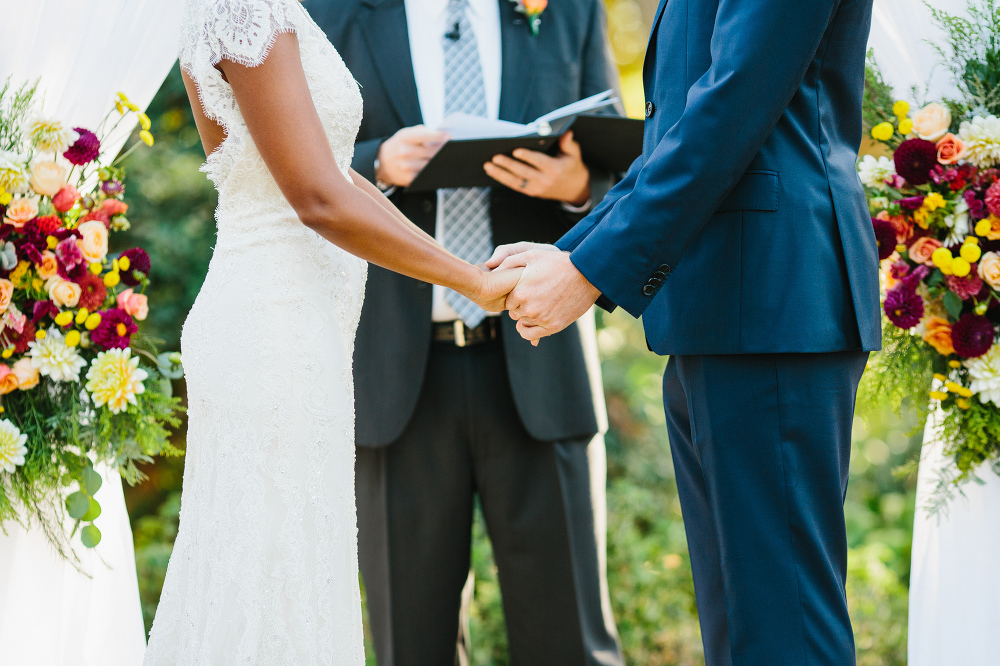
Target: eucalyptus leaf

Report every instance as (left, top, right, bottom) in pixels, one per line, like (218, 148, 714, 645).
(82, 467, 103, 495)
(65, 492, 89, 520)
(156, 351, 184, 380)
(944, 291, 964, 319)
(81, 498, 102, 522)
(80, 524, 102, 548)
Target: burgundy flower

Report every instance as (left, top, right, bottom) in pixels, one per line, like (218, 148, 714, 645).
(32, 300, 58, 324)
(952, 313, 994, 358)
(63, 128, 100, 166)
(885, 174, 907, 189)
(899, 195, 926, 211)
(55, 237, 83, 269)
(119, 247, 151, 286)
(20, 242, 43, 265)
(894, 138, 939, 185)
(4, 320, 35, 354)
(903, 264, 930, 288)
(76, 273, 107, 311)
(884, 285, 924, 329)
(90, 308, 137, 351)
(873, 218, 897, 260)
(947, 270, 984, 300)
(965, 189, 988, 219)
(890, 260, 910, 280)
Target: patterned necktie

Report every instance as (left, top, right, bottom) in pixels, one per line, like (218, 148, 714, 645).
(441, 0, 492, 328)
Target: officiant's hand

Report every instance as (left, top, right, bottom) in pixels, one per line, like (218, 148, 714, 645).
(486, 243, 600, 345)
(484, 132, 591, 207)
(376, 125, 450, 188)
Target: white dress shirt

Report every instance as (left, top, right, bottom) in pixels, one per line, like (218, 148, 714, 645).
(404, 0, 502, 322)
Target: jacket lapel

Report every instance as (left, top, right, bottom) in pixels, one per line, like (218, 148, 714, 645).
(498, 0, 538, 123)
(359, 0, 423, 127)
(643, 0, 669, 82)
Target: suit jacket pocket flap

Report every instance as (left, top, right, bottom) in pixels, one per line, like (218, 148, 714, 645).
(717, 170, 779, 212)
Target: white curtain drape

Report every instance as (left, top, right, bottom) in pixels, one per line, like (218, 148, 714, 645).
(0, 2, 183, 665)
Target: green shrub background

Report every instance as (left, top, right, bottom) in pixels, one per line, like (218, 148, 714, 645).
(122, 60, 913, 665)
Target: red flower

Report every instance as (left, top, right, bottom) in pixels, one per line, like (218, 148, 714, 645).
(873, 218, 897, 260)
(119, 247, 151, 286)
(100, 199, 128, 217)
(90, 308, 137, 351)
(951, 313, 994, 358)
(3, 320, 36, 354)
(27, 215, 63, 237)
(63, 128, 100, 166)
(78, 209, 110, 229)
(894, 138, 939, 185)
(986, 181, 1000, 218)
(946, 271, 984, 300)
(76, 273, 108, 311)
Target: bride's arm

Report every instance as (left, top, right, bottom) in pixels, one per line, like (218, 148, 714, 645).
(181, 32, 516, 311)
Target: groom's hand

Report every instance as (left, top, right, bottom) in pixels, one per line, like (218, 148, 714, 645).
(487, 243, 601, 345)
(483, 132, 591, 207)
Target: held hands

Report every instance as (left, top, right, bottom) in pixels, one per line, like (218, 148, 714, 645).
(483, 132, 591, 206)
(376, 125, 450, 188)
(485, 243, 601, 346)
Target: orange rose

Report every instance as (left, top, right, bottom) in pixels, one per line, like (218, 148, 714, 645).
(116, 288, 149, 321)
(76, 219, 108, 264)
(523, 0, 547, 11)
(978, 251, 1000, 289)
(12, 358, 39, 390)
(909, 236, 943, 265)
(984, 215, 1000, 241)
(0, 365, 17, 395)
(922, 316, 955, 355)
(0, 279, 12, 314)
(52, 184, 80, 213)
(876, 210, 913, 243)
(3, 197, 37, 228)
(100, 199, 128, 217)
(936, 133, 967, 165)
(36, 251, 58, 280)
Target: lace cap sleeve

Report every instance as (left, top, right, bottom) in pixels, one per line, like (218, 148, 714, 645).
(179, 0, 300, 127)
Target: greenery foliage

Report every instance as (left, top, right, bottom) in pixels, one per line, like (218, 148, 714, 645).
(927, 0, 1000, 115)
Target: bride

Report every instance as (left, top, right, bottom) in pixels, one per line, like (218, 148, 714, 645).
(143, 0, 521, 662)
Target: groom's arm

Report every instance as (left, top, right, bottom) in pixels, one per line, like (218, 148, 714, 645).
(563, 0, 841, 318)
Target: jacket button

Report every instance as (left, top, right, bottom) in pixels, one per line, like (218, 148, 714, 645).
(652, 270, 666, 279)
(649, 277, 662, 287)
(643, 284, 656, 296)
(645, 101, 655, 118)
(422, 200, 434, 214)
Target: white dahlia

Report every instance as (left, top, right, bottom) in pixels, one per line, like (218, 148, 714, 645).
(958, 115, 1000, 168)
(0, 419, 27, 473)
(24, 116, 78, 154)
(28, 329, 87, 382)
(0, 150, 29, 193)
(857, 155, 896, 190)
(85, 348, 148, 414)
(965, 344, 1000, 406)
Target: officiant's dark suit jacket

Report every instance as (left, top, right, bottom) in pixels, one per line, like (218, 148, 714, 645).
(312, 0, 618, 447)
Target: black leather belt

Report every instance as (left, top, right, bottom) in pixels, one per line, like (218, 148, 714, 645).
(432, 318, 501, 347)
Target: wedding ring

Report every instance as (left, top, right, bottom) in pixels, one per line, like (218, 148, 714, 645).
(521, 178, 528, 189)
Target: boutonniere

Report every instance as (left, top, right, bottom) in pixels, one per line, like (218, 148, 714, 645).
(510, 0, 547, 36)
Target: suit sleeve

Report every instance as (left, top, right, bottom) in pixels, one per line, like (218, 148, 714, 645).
(352, 136, 385, 183)
(563, 0, 840, 317)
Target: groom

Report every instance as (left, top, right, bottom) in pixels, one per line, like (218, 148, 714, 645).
(492, 0, 880, 663)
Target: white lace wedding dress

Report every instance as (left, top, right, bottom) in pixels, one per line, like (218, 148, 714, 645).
(143, 0, 367, 663)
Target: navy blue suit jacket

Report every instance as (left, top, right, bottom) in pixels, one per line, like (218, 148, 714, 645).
(556, 0, 881, 355)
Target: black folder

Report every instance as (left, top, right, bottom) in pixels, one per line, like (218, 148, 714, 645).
(405, 114, 644, 193)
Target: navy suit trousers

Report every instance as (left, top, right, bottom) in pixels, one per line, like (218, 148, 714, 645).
(663, 351, 868, 665)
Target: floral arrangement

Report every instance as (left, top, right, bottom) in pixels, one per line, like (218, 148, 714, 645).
(509, 0, 547, 36)
(0, 79, 182, 555)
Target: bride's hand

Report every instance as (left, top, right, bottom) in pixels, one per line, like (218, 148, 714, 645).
(468, 265, 523, 313)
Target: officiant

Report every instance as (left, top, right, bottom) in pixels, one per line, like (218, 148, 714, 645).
(310, 0, 624, 663)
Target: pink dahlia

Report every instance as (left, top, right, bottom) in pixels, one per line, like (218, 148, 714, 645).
(63, 128, 100, 166)
(986, 181, 1000, 218)
(946, 271, 984, 300)
(884, 285, 924, 329)
(952, 313, 994, 358)
(90, 308, 137, 351)
(55, 237, 83, 269)
(894, 138, 939, 185)
(873, 218, 897, 260)
(119, 247, 150, 286)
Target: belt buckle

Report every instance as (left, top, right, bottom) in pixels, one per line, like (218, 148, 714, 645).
(453, 320, 467, 348)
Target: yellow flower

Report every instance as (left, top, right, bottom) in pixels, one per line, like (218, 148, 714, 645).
(90, 262, 102, 275)
(930, 390, 949, 401)
(914, 208, 930, 228)
(118, 256, 131, 271)
(126, 102, 139, 112)
(961, 242, 982, 263)
(893, 100, 911, 119)
(138, 113, 151, 131)
(115, 100, 125, 115)
(932, 247, 954, 269)
(104, 271, 120, 288)
(952, 257, 971, 277)
(84, 313, 102, 330)
(1, 349, 12, 359)
(46, 235, 57, 250)
(31, 278, 43, 290)
(64, 330, 81, 347)
(54, 311, 73, 327)
(35, 329, 46, 340)
(9, 261, 29, 286)
(957, 398, 971, 410)
(75, 308, 89, 325)
(899, 118, 914, 135)
(934, 373, 948, 381)
(85, 348, 148, 414)
(977, 219, 993, 236)
(872, 122, 895, 142)
(924, 192, 946, 211)
(0, 192, 11, 206)
(117, 91, 130, 103)
(949, 360, 963, 368)
(139, 130, 154, 146)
